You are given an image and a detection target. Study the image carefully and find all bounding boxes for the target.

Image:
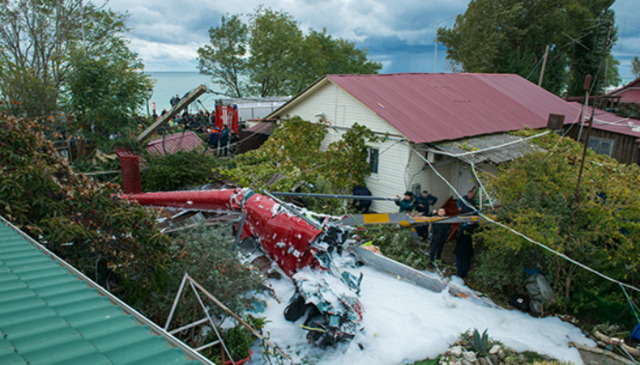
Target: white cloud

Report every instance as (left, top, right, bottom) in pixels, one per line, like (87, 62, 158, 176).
(105, 0, 636, 78)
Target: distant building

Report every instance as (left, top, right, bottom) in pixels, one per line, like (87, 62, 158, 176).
(607, 76, 640, 105)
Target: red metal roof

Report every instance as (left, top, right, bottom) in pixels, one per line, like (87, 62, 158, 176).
(326, 73, 591, 143)
(572, 102, 640, 138)
(146, 131, 205, 156)
(607, 76, 640, 104)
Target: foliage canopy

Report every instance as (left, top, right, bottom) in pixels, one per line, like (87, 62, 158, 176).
(222, 116, 380, 191)
(474, 130, 640, 325)
(198, 7, 382, 97)
(0, 114, 171, 305)
(437, 0, 618, 96)
(0, 0, 152, 142)
(141, 150, 217, 192)
(221, 116, 381, 212)
(633, 56, 640, 78)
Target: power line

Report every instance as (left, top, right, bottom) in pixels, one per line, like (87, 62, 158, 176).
(411, 148, 640, 294)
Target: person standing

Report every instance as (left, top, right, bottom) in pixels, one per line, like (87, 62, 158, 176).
(394, 191, 415, 213)
(352, 185, 372, 213)
(229, 129, 239, 154)
(430, 208, 451, 262)
(207, 128, 219, 153)
(457, 189, 477, 214)
(415, 190, 438, 239)
(415, 190, 437, 216)
(219, 124, 230, 156)
(454, 222, 476, 278)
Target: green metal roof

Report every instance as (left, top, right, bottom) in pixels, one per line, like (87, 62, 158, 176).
(0, 217, 214, 365)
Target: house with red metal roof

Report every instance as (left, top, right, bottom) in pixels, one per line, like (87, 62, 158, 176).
(267, 73, 640, 212)
(607, 76, 640, 105)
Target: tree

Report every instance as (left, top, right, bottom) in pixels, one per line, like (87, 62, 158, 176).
(197, 14, 248, 98)
(0, 0, 83, 116)
(563, 1, 617, 96)
(66, 48, 153, 139)
(603, 53, 621, 89)
(221, 117, 381, 213)
(437, 0, 618, 96)
(474, 130, 640, 325)
(0, 0, 152, 131)
(246, 7, 304, 97)
(294, 29, 383, 93)
(632, 56, 640, 78)
(0, 114, 172, 308)
(198, 7, 382, 97)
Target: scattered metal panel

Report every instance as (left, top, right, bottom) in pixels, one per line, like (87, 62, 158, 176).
(0, 217, 213, 365)
(352, 246, 499, 308)
(435, 133, 546, 165)
(137, 85, 207, 142)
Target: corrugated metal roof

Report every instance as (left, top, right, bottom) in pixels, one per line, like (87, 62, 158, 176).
(324, 73, 588, 143)
(146, 131, 206, 156)
(435, 133, 546, 165)
(607, 76, 640, 104)
(0, 217, 212, 365)
(569, 102, 640, 138)
(246, 121, 275, 135)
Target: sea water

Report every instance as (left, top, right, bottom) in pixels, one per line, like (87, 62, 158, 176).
(146, 72, 222, 114)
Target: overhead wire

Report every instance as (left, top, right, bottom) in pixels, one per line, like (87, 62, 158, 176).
(412, 148, 640, 294)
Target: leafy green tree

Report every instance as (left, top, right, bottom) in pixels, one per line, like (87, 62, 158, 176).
(0, 114, 172, 308)
(198, 7, 382, 97)
(563, 1, 617, 96)
(247, 7, 304, 97)
(197, 14, 248, 98)
(141, 150, 217, 192)
(474, 130, 640, 325)
(222, 116, 328, 190)
(66, 48, 153, 140)
(221, 117, 381, 212)
(632, 56, 640, 78)
(603, 53, 621, 89)
(294, 29, 383, 93)
(437, 0, 618, 96)
(0, 0, 151, 131)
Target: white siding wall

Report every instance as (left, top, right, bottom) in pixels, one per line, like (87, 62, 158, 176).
(281, 82, 404, 137)
(400, 153, 461, 212)
(280, 82, 412, 212)
(274, 81, 503, 213)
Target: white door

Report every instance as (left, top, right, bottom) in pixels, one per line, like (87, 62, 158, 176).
(455, 163, 476, 198)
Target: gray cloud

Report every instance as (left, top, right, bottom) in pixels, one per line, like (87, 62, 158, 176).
(106, 0, 637, 80)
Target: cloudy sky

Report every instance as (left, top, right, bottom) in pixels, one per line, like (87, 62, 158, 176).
(107, 0, 639, 81)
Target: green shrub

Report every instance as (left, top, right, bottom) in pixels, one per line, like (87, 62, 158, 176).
(358, 226, 431, 270)
(141, 150, 217, 192)
(149, 224, 265, 339)
(0, 115, 172, 309)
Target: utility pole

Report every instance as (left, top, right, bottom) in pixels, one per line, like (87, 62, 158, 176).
(574, 21, 612, 206)
(538, 45, 550, 87)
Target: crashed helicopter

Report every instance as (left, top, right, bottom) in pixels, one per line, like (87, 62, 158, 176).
(121, 186, 499, 349)
(122, 188, 364, 347)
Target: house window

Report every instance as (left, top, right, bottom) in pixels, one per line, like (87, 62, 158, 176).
(412, 183, 421, 196)
(587, 137, 613, 156)
(368, 148, 379, 174)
